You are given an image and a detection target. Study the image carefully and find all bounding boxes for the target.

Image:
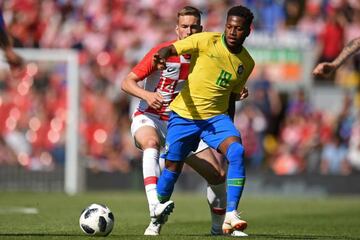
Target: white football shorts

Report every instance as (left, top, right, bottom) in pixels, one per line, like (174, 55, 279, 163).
(131, 113, 208, 155)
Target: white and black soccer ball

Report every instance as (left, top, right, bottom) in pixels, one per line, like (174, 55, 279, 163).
(79, 203, 114, 236)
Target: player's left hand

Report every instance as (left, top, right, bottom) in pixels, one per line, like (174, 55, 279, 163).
(152, 53, 167, 70)
(239, 87, 249, 100)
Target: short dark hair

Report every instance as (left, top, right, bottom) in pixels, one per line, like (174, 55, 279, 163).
(177, 6, 202, 24)
(227, 5, 254, 27)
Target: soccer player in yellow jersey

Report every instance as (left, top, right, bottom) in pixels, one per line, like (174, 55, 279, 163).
(152, 5, 255, 236)
(122, 6, 247, 236)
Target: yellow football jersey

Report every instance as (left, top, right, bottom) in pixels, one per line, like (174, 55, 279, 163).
(170, 32, 255, 120)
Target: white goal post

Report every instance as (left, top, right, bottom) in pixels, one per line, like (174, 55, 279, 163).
(13, 48, 83, 195)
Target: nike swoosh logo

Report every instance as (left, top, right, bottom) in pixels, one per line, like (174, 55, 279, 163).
(166, 67, 176, 72)
(207, 54, 219, 59)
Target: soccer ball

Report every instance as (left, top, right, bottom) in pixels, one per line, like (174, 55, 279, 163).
(79, 203, 114, 236)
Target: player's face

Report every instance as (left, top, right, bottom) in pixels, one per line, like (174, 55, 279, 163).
(224, 15, 250, 51)
(176, 15, 202, 40)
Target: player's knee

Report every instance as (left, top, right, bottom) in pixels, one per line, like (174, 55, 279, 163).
(207, 169, 226, 185)
(218, 168, 226, 183)
(226, 142, 245, 165)
(165, 160, 183, 173)
(142, 138, 160, 149)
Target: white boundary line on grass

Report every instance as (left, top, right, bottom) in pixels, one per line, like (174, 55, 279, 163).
(0, 207, 39, 214)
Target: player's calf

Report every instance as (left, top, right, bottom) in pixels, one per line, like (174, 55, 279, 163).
(157, 167, 181, 202)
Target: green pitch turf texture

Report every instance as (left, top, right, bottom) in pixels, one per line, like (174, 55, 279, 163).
(0, 192, 359, 239)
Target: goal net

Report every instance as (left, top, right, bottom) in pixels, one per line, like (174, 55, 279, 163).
(0, 48, 83, 195)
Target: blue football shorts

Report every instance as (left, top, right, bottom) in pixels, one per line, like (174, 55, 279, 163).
(164, 111, 241, 161)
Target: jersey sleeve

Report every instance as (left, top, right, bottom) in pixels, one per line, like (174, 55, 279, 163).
(132, 41, 173, 80)
(173, 33, 205, 55)
(131, 47, 159, 80)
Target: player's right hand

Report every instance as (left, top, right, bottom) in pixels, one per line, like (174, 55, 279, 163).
(153, 53, 167, 70)
(313, 62, 336, 78)
(239, 87, 249, 100)
(145, 91, 164, 110)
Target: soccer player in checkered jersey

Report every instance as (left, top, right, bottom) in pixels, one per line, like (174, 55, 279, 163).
(152, 5, 255, 236)
(122, 6, 248, 236)
(0, 10, 23, 68)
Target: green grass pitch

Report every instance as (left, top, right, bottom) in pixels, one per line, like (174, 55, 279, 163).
(0, 191, 359, 239)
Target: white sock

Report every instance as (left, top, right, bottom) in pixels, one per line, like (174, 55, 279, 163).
(143, 148, 160, 212)
(207, 182, 226, 231)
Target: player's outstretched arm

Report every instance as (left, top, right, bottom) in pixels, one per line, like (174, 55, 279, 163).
(0, 18, 23, 68)
(0, 31, 22, 68)
(153, 45, 178, 70)
(313, 37, 360, 78)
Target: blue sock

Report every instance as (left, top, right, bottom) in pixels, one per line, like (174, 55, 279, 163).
(225, 142, 246, 212)
(157, 168, 180, 203)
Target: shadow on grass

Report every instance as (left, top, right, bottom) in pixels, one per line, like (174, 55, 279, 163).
(250, 233, 360, 239)
(0, 233, 129, 238)
(0, 233, 167, 240)
(175, 233, 360, 240)
(0, 233, 84, 237)
(1, 233, 358, 240)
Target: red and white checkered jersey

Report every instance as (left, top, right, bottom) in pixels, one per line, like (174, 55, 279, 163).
(132, 40, 190, 120)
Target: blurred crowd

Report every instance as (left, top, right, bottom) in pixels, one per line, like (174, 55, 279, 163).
(0, 0, 359, 175)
